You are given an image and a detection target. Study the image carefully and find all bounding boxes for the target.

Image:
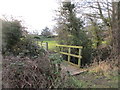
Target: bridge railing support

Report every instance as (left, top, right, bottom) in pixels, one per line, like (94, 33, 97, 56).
(56, 44, 83, 67)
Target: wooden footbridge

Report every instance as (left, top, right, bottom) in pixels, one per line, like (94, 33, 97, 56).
(55, 45, 87, 75)
(41, 43, 87, 75)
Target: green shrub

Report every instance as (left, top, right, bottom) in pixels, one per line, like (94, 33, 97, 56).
(49, 53, 63, 64)
(2, 19, 45, 58)
(12, 35, 45, 58)
(2, 19, 23, 54)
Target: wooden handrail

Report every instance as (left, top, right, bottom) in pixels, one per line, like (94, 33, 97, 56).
(59, 52, 82, 58)
(56, 44, 83, 49)
(56, 44, 82, 67)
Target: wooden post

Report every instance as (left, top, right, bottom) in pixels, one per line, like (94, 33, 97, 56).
(78, 48, 81, 67)
(68, 47, 71, 62)
(60, 47, 61, 51)
(46, 42, 48, 51)
(41, 41, 43, 47)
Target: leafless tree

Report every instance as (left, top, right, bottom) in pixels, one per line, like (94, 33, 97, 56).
(112, 2, 120, 56)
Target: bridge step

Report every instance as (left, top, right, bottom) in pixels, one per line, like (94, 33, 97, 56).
(61, 62, 88, 76)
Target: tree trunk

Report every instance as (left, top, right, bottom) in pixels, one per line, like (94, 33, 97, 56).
(112, 2, 120, 56)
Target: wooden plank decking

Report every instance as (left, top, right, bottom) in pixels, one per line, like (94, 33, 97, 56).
(61, 61, 88, 76)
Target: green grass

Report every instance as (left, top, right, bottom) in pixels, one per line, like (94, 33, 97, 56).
(61, 68, 119, 88)
(38, 37, 57, 51)
(61, 76, 83, 88)
(43, 40, 57, 51)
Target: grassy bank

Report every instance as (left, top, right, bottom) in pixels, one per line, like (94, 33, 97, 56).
(61, 60, 119, 88)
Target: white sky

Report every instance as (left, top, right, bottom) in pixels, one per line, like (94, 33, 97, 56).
(1, 0, 113, 34)
(0, 0, 59, 34)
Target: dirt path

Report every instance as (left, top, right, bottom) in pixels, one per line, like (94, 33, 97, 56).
(75, 72, 118, 88)
(60, 62, 119, 88)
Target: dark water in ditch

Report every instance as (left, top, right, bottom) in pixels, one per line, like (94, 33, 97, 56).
(62, 54, 78, 65)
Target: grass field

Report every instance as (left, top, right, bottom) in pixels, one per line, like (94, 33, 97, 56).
(38, 37, 57, 51)
(43, 40, 57, 51)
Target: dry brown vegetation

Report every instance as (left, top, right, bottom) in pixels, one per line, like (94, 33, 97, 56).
(2, 54, 60, 88)
(89, 57, 118, 76)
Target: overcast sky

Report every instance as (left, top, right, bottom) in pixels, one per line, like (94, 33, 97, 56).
(0, 0, 114, 34)
(0, 0, 60, 34)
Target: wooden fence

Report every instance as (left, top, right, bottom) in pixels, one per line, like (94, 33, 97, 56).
(39, 42, 48, 51)
(56, 45, 83, 67)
